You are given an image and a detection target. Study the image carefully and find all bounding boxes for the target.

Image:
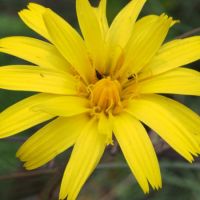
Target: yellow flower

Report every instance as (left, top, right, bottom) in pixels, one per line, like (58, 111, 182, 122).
(0, 0, 200, 199)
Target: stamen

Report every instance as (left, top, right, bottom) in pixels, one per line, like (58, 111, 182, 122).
(90, 77, 122, 114)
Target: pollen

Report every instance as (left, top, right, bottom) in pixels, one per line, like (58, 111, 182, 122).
(90, 77, 122, 114)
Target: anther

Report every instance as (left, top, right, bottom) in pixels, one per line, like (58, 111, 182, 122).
(90, 77, 122, 113)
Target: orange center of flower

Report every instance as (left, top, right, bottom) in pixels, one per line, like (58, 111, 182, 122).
(90, 77, 122, 114)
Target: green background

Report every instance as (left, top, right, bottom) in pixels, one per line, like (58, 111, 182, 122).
(0, 0, 199, 199)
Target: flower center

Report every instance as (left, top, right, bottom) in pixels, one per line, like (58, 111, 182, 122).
(90, 77, 122, 114)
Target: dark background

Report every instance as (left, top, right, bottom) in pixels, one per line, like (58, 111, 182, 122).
(0, 0, 200, 199)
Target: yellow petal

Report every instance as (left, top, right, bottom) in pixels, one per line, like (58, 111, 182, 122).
(107, 0, 146, 48)
(0, 93, 55, 138)
(19, 3, 51, 41)
(0, 65, 77, 95)
(126, 94, 200, 162)
(113, 113, 161, 192)
(107, 45, 124, 75)
(17, 115, 89, 169)
(76, 0, 106, 70)
(59, 119, 106, 200)
(0, 36, 71, 72)
(43, 9, 95, 84)
(137, 68, 200, 96)
(34, 96, 90, 117)
(98, 113, 113, 144)
(93, 0, 108, 35)
(134, 15, 178, 32)
(119, 14, 173, 77)
(141, 36, 200, 78)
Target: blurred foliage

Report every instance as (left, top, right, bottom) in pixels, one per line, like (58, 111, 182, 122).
(0, 0, 199, 199)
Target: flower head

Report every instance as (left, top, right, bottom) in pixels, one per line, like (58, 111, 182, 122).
(0, 0, 200, 199)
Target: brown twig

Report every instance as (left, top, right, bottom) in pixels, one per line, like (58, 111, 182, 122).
(0, 168, 57, 180)
(39, 165, 65, 200)
(2, 136, 28, 142)
(175, 27, 200, 39)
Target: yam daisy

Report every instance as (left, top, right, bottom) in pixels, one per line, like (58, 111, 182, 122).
(0, 0, 200, 199)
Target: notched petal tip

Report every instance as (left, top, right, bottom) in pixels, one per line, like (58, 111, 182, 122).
(171, 19, 180, 27)
(17, 9, 24, 16)
(27, 2, 45, 9)
(18, 2, 45, 14)
(159, 13, 180, 27)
